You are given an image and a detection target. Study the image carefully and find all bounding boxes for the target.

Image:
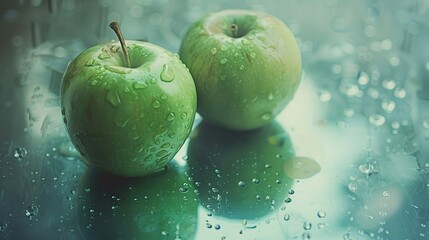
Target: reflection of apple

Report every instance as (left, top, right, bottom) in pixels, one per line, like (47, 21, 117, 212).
(187, 121, 295, 220)
(77, 162, 198, 240)
(180, 9, 301, 130)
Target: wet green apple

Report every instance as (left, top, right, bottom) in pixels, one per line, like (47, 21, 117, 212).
(77, 161, 198, 240)
(61, 22, 197, 177)
(187, 121, 295, 219)
(180, 9, 301, 130)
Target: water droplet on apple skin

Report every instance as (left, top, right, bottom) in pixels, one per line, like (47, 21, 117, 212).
(98, 53, 111, 60)
(160, 64, 175, 82)
(86, 59, 95, 66)
(220, 58, 227, 64)
(133, 81, 148, 90)
(166, 112, 175, 121)
(152, 100, 161, 108)
(105, 90, 121, 108)
(211, 48, 218, 55)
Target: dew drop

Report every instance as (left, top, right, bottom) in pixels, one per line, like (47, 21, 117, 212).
(98, 52, 111, 60)
(368, 113, 385, 126)
(166, 112, 175, 121)
(394, 87, 407, 99)
(358, 163, 376, 176)
(261, 113, 272, 121)
(239, 64, 245, 70)
(241, 39, 249, 45)
(252, 178, 260, 184)
(181, 112, 188, 119)
(113, 115, 130, 128)
(220, 58, 227, 64)
(133, 81, 148, 90)
(238, 181, 246, 187)
(381, 99, 396, 113)
(283, 214, 290, 221)
(382, 79, 396, 90)
(317, 210, 327, 218)
(85, 59, 95, 66)
(319, 90, 332, 102)
(348, 182, 357, 192)
(90, 80, 98, 86)
(105, 90, 121, 108)
(110, 45, 120, 52)
(249, 52, 256, 58)
(283, 157, 321, 179)
(25, 205, 39, 219)
(160, 64, 175, 82)
(303, 222, 312, 230)
(128, 131, 139, 140)
(211, 48, 218, 55)
(14, 147, 28, 159)
(152, 100, 161, 109)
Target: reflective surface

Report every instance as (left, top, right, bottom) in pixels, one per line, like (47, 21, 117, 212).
(1, 0, 429, 239)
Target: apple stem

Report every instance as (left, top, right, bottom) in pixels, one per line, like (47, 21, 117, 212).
(109, 21, 131, 68)
(231, 23, 238, 38)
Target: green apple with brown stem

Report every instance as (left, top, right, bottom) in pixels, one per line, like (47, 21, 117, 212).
(61, 21, 197, 177)
(180, 9, 301, 130)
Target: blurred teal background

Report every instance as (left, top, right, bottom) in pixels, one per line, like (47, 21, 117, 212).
(0, 0, 428, 239)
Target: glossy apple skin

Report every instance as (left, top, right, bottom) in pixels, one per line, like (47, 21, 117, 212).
(77, 162, 198, 240)
(61, 40, 197, 177)
(187, 121, 295, 219)
(180, 9, 301, 130)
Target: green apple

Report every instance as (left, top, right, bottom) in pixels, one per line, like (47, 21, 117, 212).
(61, 22, 197, 177)
(187, 121, 295, 219)
(179, 9, 301, 130)
(77, 161, 198, 240)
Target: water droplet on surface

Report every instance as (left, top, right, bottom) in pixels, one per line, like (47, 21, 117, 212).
(284, 197, 292, 203)
(220, 58, 227, 64)
(166, 112, 175, 121)
(261, 113, 272, 121)
(381, 100, 396, 113)
(134, 144, 144, 153)
(181, 112, 188, 119)
(110, 45, 120, 52)
(113, 115, 130, 128)
(25, 205, 39, 219)
(238, 181, 246, 187)
(319, 90, 332, 102)
(283, 214, 290, 221)
(382, 79, 396, 90)
(179, 187, 188, 193)
(152, 100, 161, 109)
(394, 87, 407, 99)
(160, 64, 175, 82)
(252, 178, 260, 184)
(86, 59, 95, 66)
(128, 131, 139, 140)
(348, 182, 357, 192)
(241, 39, 249, 45)
(105, 90, 121, 108)
(133, 81, 148, 89)
(359, 163, 376, 176)
(303, 222, 312, 230)
(357, 71, 369, 85)
(239, 64, 245, 70)
(368, 114, 385, 126)
(90, 80, 98, 86)
(211, 48, 218, 55)
(283, 157, 321, 179)
(14, 147, 28, 159)
(317, 210, 327, 218)
(98, 52, 111, 60)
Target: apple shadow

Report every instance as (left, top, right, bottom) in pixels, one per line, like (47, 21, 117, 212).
(76, 161, 198, 240)
(187, 120, 296, 220)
